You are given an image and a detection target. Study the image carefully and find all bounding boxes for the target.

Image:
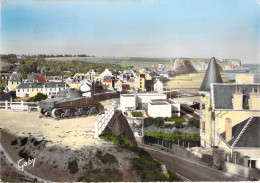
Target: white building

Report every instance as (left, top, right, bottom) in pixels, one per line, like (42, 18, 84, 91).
(120, 93, 180, 117)
(16, 82, 68, 98)
(153, 78, 163, 93)
(79, 79, 92, 97)
(101, 69, 113, 78)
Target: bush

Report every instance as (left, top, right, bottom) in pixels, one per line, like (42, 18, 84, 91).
(11, 139, 18, 145)
(201, 93, 205, 97)
(95, 151, 118, 165)
(168, 170, 182, 181)
(144, 117, 164, 128)
(68, 160, 79, 174)
(19, 149, 33, 161)
(132, 111, 143, 117)
(188, 117, 200, 128)
(144, 132, 200, 144)
(29, 93, 47, 102)
(165, 116, 185, 123)
(20, 137, 28, 146)
(173, 121, 184, 129)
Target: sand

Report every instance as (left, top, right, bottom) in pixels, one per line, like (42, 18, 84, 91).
(164, 72, 230, 90)
(0, 98, 119, 150)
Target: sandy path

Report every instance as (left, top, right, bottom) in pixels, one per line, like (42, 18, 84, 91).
(0, 98, 119, 150)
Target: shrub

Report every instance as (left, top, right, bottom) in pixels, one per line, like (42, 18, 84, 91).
(29, 93, 47, 102)
(201, 93, 205, 97)
(68, 160, 79, 174)
(188, 118, 200, 128)
(20, 137, 28, 146)
(211, 112, 215, 120)
(132, 111, 143, 117)
(19, 149, 33, 161)
(95, 151, 118, 165)
(168, 170, 182, 181)
(11, 139, 18, 145)
(144, 117, 164, 128)
(173, 121, 184, 129)
(165, 116, 185, 123)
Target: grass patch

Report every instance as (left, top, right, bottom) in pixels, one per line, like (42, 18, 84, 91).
(165, 116, 185, 123)
(95, 151, 118, 165)
(79, 161, 122, 182)
(144, 117, 164, 128)
(132, 111, 143, 117)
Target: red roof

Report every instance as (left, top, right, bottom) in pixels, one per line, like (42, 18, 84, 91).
(103, 79, 112, 82)
(109, 69, 113, 71)
(122, 84, 130, 90)
(37, 76, 47, 83)
(140, 74, 145, 78)
(93, 69, 98, 72)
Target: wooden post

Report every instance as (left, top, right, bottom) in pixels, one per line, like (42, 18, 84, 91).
(5, 101, 8, 110)
(178, 140, 179, 146)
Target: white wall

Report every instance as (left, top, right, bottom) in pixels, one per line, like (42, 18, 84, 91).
(137, 94, 166, 104)
(120, 95, 137, 112)
(148, 103, 171, 117)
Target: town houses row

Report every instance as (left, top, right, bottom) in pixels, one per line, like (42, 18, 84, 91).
(4, 66, 166, 99)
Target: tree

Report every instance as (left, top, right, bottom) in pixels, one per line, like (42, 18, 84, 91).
(22, 73, 27, 79)
(29, 93, 47, 102)
(188, 117, 200, 128)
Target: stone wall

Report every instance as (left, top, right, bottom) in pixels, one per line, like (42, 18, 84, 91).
(223, 162, 260, 180)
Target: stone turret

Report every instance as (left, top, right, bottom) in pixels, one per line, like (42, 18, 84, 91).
(199, 57, 223, 92)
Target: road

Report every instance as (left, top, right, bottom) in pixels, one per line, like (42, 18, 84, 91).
(140, 145, 247, 181)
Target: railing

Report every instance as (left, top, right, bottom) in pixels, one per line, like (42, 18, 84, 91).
(0, 101, 39, 112)
(94, 101, 117, 139)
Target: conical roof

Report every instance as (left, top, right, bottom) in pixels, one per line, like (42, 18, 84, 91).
(199, 57, 223, 92)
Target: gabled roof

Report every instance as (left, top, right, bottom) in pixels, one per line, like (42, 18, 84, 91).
(219, 116, 260, 148)
(199, 57, 223, 92)
(9, 72, 22, 82)
(37, 76, 47, 83)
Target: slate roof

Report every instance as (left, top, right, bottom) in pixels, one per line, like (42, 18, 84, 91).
(199, 57, 223, 92)
(16, 82, 67, 89)
(219, 116, 260, 148)
(212, 84, 260, 109)
(9, 72, 22, 82)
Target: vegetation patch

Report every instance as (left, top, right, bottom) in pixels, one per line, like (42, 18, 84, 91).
(79, 161, 122, 182)
(99, 131, 181, 182)
(10, 139, 18, 145)
(132, 111, 143, 117)
(68, 160, 79, 174)
(19, 149, 33, 161)
(33, 139, 44, 146)
(173, 121, 184, 129)
(29, 93, 47, 102)
(20, 137, 28, 146)
(188, 117, 200, 128)
(95, 151, 118, 165)
(144, 131, 200, 145)
(165, 116, 185, 123)
(144, 117, 164, 128)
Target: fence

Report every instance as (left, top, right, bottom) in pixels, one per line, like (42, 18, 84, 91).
(0, 101, 39, 112)
(94, 101, 117, 139)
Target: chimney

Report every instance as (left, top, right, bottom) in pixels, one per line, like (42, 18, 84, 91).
(249, 86, 260, 110)
(232, 87, 243, 110)
(225, 118, 232, 142)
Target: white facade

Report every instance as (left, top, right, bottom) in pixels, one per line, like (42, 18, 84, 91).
(154, 78, 163, 93)
(148, 103, 171, 117)
(120, 93, 167, 112)
(80, 79, 92, 97)
(101, 69, 113, 77)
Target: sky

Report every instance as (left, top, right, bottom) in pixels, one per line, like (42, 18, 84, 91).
(1, 0, 260, 63)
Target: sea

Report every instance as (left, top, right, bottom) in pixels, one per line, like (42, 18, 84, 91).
(224, 64, 260, 83)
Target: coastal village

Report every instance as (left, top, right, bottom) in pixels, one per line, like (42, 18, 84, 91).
(0, 54, 259, 182)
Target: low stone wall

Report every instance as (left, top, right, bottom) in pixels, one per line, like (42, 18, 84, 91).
(223, 162, 260, 180)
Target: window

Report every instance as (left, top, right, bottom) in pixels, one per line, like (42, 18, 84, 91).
(248, 160, 256, 169)
(202, 104, 205, 110)
(202, 122, 205, 131)
(50, 88, 52, 91)
(12, 82, 13, 84)
(27, 89, 29, 92)
(18, 89, 20, 92)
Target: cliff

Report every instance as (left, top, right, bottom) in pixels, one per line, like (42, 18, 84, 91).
(173, 58, 241, 72)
